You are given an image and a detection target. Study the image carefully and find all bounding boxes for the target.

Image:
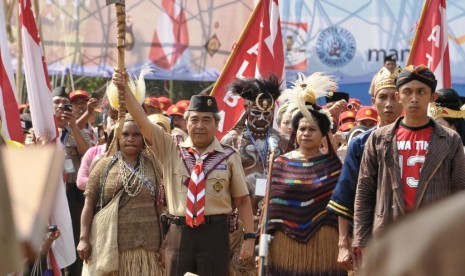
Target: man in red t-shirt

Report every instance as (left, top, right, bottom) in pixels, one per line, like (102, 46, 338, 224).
(396, 122, 432, 211)
(353, 65, 465, 265)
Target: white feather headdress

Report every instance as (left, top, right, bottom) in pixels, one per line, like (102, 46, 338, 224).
(106, 66, 154, 109)
(279, 72, 337, 128)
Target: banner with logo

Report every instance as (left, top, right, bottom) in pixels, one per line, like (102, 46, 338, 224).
(5, 0, 465, 87)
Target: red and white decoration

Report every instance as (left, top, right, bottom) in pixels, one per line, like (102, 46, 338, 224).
(149, 0, 189, 69)
(210, 0, 285, 139)
(19, 0, 76, 271)
(407, 0, 451, 89)
(0, 0, 22, 143)
(186, 149, 209, 227)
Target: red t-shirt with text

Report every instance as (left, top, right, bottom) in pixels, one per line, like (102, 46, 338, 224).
(396, 121, 433, 211)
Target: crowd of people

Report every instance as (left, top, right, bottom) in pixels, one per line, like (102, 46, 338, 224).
(2, 54, 465, 276)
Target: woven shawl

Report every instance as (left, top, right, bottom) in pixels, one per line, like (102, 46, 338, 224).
(266, 153, 341, 243)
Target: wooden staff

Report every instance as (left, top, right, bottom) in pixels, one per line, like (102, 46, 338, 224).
(106, 0, 126, 125)
(104, 0, 126, 157)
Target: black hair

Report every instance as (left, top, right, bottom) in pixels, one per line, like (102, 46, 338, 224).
(291, 105, 331, 136)
(228, 74, 282, 102)
(436, 88, 465, 145)
(436, 88, 462, 110)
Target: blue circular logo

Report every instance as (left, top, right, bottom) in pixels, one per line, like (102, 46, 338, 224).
(316, 26, 356, 67)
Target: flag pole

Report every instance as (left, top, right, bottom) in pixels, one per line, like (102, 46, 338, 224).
(406, 0, 432, 66)
(210, 0, 263, 96)
(33, 0, 45, 59)
(16, 0, 24, 103)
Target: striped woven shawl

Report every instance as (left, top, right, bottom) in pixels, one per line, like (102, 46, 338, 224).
(266, 152, 342, 243)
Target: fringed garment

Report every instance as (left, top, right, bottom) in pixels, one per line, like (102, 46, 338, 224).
(85, 154, 164, 276)
(266, 152, 345, 275)
(108, 248, 163, 276)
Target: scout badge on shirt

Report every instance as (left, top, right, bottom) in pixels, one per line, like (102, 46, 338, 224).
(213, 182, 223, 193)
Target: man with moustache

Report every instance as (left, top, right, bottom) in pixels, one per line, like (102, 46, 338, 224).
(112, 70, 254, 276)
(327, 66, 403, 272)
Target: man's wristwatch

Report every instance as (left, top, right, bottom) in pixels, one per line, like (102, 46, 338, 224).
(243, 232, 256, 240)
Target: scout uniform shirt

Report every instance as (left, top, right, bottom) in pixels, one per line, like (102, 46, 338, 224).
(150, 124, 249, 217)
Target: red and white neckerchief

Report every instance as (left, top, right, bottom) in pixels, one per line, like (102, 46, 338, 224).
(186, 148, 210, 227)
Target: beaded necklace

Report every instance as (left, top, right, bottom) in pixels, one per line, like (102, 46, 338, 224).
(118, 152, 145, 197)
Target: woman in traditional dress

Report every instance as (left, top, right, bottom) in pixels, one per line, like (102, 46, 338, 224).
(431, 88, 465, 149)
(77, 115, 164, 276)
(264, 73, 346, 275)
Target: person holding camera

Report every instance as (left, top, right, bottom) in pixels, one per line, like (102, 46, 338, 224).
(52, 86, 91, 276)
(70, 90, 100, 147)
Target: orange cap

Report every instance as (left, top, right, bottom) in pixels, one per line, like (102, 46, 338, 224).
(356, 106, 378, 122)
(339, 111, 356, 123)
(176, 100, 190, 110)
(144, 97, 160, 109)
(338, 122, 355, 132)
(69, 90, 90, 101)
(157, 96, 172, 111)
(166, 105, 186, 116)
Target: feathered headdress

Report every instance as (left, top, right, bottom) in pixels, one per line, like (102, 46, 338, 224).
(106, 66, 154, 109)
(104, 66, 154, 158)
(228, 74, 282, 111)
(280, 72, 337, 128)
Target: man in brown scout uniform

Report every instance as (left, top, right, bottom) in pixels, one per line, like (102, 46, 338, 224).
(113, 71, 255, 276)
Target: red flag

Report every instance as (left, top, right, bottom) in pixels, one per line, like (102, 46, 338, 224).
(19, 0, 76, 269)
(210, 0, 285, 139)
(149, 0, 189, 69)
(0, 0, 23, 143)
(407, 0, 450, 89)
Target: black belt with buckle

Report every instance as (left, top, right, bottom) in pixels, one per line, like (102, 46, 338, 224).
(168, 214, 227, 225)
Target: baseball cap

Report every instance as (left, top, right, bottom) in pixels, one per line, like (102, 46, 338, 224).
(356, 106, 378, 122)
(144, 97, 160, 109)
(339, 111, 356, 124)
(176, 100, 190, 110)
(338, 121, 355, 132)
(70, 90, 90, 101)
(158, 96, 172, 112)
(166, 105, 186, 116)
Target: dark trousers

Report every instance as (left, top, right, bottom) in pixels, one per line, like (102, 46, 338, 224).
(64, 184, 84, 276)
(165, 219, 230, 276)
